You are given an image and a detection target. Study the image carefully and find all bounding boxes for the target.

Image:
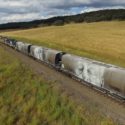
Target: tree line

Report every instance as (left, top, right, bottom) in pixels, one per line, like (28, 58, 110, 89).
(0, 9, 125, 30)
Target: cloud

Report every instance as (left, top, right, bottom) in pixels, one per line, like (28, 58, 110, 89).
(0, 0, 125, 24)
(0, 13, 43, 24)
(81, 6, 125, 13)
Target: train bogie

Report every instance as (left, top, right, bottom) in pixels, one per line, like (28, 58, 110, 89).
(104, 67, 125, 96)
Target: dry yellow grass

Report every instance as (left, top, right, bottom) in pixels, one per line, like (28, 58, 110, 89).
(1, 21, 125, 67)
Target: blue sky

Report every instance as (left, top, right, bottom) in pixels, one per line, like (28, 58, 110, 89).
(0, 0, 125, 24)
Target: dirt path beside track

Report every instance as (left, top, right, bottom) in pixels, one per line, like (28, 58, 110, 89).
(1, 43, 125, 124)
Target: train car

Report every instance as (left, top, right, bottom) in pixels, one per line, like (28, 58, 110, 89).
(30, 45, 44, 61)
(61, 53, 125, 96)
(21, 43, 32, 55)
(16, 41, 25, 52)
(4, 38, 10, 45)
(104, 67, 125, 97)
(1, 37, 17, 48)
(82, 60, 106, 87)
(8, 39, 17, 48)
(61, 54, 106, 87)
(5, 38, 16, 48)
(61, 54, 84, 79)
(44, 49, 65, 66)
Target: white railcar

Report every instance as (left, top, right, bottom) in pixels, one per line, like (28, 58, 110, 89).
(62, 54, 84, 79)
(16, 41, 24, 52)
(104, 67, 125, 96)
(30, 46, 44, 61)
(44, 49, 64, 66)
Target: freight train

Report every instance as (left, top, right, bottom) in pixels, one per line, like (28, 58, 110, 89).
(0, 36, 125, 100)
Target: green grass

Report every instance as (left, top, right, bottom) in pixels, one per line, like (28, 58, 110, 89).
(0, 45, 117, 125)
(1, 21, 125, 67)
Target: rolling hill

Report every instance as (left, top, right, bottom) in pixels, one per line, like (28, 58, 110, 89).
(0, 9, 125, 30)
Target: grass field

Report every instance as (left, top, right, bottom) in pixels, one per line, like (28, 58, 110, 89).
(1, 21, 125, 67)
(0, 46, 117, 125)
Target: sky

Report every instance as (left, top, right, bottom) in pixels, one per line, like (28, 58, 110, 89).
(0, 0, 125, 24)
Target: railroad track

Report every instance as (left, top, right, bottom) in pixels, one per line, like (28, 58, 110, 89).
(67, 73, 125, 106)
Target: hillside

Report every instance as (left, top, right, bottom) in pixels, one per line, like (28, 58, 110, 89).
(1, 21, 125, 68)
(0, 9, 125, 30)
